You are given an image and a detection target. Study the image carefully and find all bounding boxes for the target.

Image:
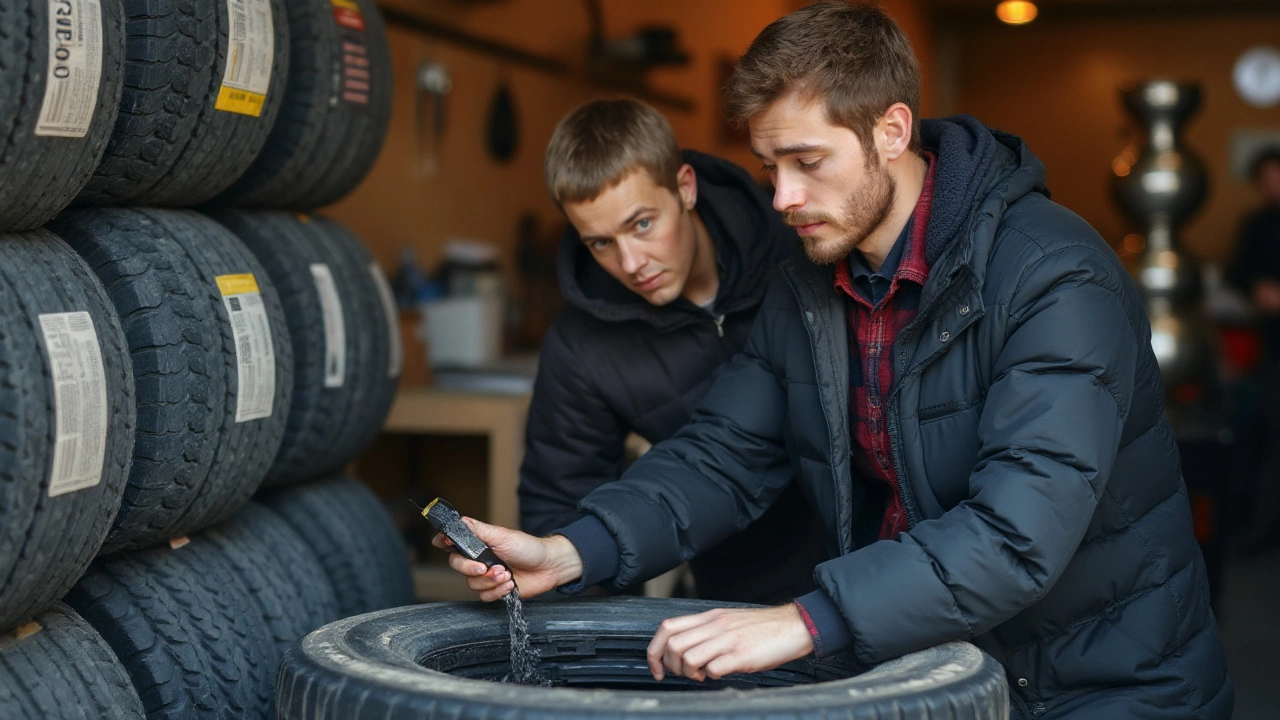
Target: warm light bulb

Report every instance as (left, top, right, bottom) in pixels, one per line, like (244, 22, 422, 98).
(996, 0, 1038, 25)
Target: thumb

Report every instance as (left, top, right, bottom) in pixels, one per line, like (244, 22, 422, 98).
(460, 516, 515, 550)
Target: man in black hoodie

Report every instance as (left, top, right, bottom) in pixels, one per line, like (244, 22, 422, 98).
(517, 97, 826, 604)
(442, 4, 1231, 717)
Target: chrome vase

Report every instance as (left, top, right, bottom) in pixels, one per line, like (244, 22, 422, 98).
(1111, 80, 1216, 430)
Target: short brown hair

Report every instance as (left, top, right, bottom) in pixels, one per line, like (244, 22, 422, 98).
(544, 98, 682, 205)
(724, 1, 922, 155)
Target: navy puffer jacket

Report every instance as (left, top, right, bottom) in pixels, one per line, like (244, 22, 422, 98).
(580, 118, 1232, 719)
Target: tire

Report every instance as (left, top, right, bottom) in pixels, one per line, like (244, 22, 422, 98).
(49, 208, 294, 553)
(65, 532, 278, 720)
(260, 476, 412, 616)
(0, 602, 145, 720)
(75, 0, 290, 206)
(210, 210, 399, 485)
(200, 501, 341, 659)
(0, 232, 134, 634)
(0, 0, 124, 230)
(213, 0, 392, 209)
(277, 598, 1009, 720)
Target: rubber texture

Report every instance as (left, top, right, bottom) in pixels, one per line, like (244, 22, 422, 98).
(0, 602, 145, 720)
(0, 231, 134, 634)
(260, 475, 412, 616)
(50, 207, 294, 553)
(212, 0, 391, 209)
(210, 210, 399, 485)
(200, 501, 341, 658)
(277, 597, 1010, 720)
(0, 0, 124, 230)
(76, 0, 289, 206)
(65, 530, 279, 720)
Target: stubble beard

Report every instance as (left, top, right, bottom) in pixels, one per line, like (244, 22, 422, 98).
(786, 161, 897, 266)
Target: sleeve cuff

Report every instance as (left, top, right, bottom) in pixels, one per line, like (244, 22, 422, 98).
(794, 588, 854, 658)
(551, 515, 620, 594)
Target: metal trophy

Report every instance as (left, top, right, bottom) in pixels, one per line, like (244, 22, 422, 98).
(1111, 80, 1216, 431)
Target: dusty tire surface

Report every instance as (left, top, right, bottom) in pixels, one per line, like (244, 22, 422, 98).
(260, 475, 412, 616)
(0, 231, 134, 634)
(51, 208, 294, 553)
(211, 210, 399, 485)
(76, 0, 289, 206)
(0, 602, 145, 719)
(200, 501, 341, 659)
(214, 0, 391, 209)
(65, 532, 279, 719)
(0, 0, 124, 230)
(277, 597, 1009, 720)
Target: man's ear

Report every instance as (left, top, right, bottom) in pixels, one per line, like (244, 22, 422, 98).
(676, 163, 697, 210)
(880, 103, 914, 162)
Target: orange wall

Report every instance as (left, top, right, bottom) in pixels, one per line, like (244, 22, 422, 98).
(324, 0, 935, 282)
(948, 12, 1280, 264)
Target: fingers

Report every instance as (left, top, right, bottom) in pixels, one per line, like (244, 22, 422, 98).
(646, 610, 727, 681)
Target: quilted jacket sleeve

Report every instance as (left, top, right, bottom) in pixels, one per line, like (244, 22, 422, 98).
(518, 317, 628, 537)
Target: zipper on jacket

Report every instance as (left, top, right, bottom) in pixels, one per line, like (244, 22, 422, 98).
(713, 313, 725, 337)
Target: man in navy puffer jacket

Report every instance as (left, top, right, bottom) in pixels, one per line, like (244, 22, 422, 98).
(439, 3, 1232, 717)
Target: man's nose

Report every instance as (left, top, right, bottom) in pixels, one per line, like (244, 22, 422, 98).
(773, 174, 805, 213)
(618, 239, 647, 275)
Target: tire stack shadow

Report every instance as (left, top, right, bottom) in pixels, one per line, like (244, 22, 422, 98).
(0, 0, 406, 718)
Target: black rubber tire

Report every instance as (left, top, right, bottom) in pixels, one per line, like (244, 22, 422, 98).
(0, 231, 134, 634)
(75, 0, 290, 206)
(0, 0, 124, 230)
(200, 501, 341, 659)
(0, 602, 145, 720)
(49, 207, 294, 553)
(65, 531, 278, 720)
(210, 210, 399, 485)
(260, 476, 413, 616)
(213, 0, 392, 209)
(277, 598, 1010, 720)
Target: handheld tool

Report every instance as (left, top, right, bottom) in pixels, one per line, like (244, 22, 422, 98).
(417, 497, 508, 570)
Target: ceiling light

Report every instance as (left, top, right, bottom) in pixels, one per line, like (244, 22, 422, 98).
(996, 0, 1038, 25)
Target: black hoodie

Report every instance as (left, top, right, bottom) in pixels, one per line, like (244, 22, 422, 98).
(518, 150, 827, 603)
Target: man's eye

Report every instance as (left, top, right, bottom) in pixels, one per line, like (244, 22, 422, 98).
(798, 158, 822, 171)
(636, 218, 652, 231)
(590, 238, 611, 250)
(761, 164, 776, 173)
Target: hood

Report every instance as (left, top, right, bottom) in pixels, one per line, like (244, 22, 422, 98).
(556, 149, 795, 331)
(918, 115, 1048, 266)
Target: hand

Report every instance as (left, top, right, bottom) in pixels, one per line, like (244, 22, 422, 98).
(432, 517, 584, 601)
(646, 604, 815, 682)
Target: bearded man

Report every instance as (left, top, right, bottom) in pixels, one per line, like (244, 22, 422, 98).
(438, 3, 1232, 718)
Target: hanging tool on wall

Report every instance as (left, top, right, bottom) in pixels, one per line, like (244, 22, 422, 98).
(416, 59, 453, 176)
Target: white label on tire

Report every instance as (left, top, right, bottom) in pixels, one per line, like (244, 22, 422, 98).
(310, 263, 347, 388)
(214, 0, 274, 116)
(38, 312, 108, 496)
(216, 274, 276, 422)
(35, 0, 104, 138)
(369, 261, 402, 378)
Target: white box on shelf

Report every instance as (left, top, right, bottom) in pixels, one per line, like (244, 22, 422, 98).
(421, 295, 503, 368)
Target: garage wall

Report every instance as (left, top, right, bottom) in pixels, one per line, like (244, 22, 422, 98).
(943, 9, 1280, 264)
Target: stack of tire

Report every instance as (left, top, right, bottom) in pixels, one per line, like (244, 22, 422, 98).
(0, 0, 411, 718)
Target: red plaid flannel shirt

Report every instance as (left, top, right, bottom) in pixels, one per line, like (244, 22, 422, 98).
(833, 153, 936, 540)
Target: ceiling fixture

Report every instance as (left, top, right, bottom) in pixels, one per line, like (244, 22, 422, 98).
(996, 0, 1038, 25)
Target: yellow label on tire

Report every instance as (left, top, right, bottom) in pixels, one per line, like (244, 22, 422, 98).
(215, 86, 267, 117)
(216, 273, 261, 296)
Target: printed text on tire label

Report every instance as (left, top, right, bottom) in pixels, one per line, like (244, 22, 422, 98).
(310, 263, 347, 388)
(36, 0, 105, 137)
(215, 0, 275, 116)
(216, 273, 277, 421)
(39, 311, 108, 496)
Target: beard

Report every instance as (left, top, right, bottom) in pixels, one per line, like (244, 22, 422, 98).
(783, 158, 897, 266)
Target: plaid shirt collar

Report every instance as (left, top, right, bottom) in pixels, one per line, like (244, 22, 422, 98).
(834, 151, 937, 302)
